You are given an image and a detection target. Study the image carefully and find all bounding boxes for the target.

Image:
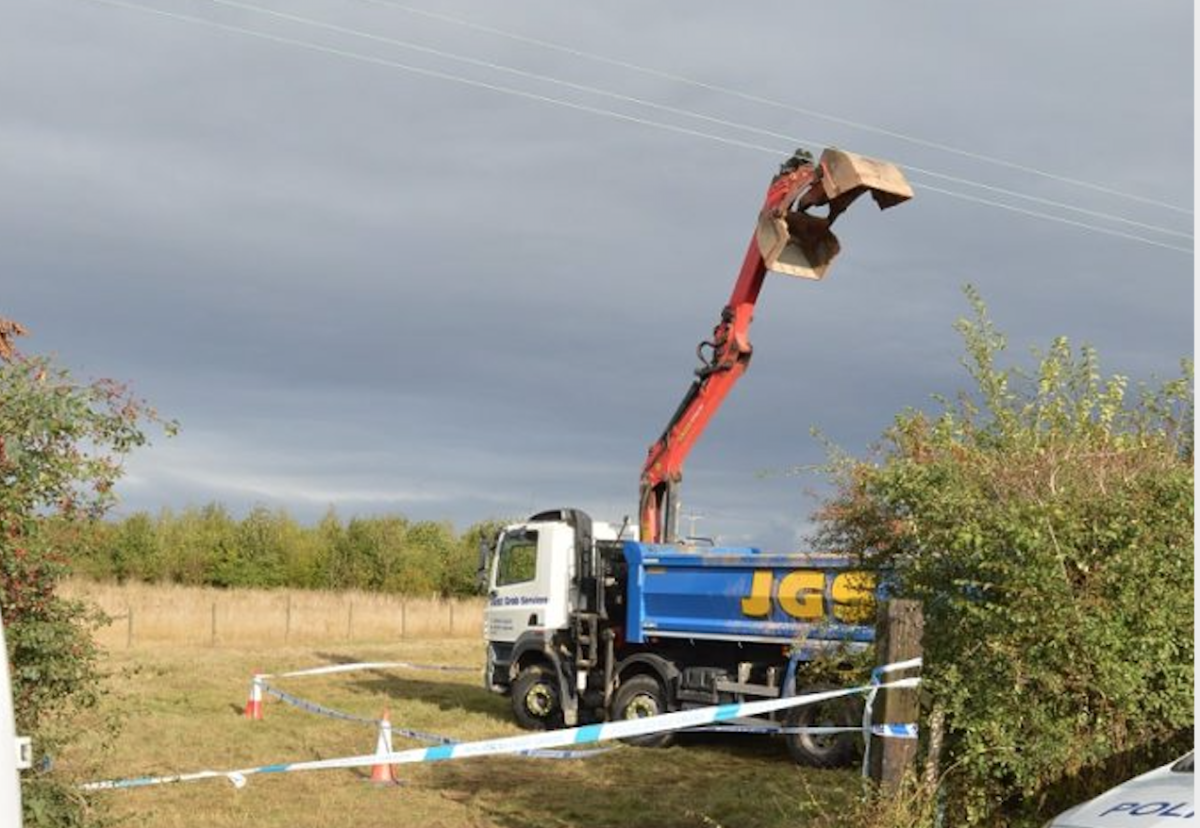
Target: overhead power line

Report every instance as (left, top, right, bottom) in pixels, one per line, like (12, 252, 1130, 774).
(78, 0, 789, 156)
(915, 183, 1191, 254)
(76, 0, 1194, 255)
(138, 0, 1195, 244)
(360, 0, 1193, 217)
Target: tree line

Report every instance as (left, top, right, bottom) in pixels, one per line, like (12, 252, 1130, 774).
(53, 505, 504, 598)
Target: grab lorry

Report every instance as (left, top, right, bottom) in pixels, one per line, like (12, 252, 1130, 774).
(481, 148, 913, 766)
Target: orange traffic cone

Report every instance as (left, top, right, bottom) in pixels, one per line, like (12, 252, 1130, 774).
(369, 708, 398, 785)
(243, 672, 264, 720)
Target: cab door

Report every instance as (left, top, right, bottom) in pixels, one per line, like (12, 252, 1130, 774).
(485, 527, 549, 643)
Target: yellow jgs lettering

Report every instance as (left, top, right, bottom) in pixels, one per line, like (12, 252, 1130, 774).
(739, 570, 876, 622)
(830, 571, 876, 624)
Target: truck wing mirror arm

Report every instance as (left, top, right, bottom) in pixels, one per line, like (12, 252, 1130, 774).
(476, 537, 493, 593)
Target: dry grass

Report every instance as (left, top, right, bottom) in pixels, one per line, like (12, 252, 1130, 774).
(58, 637, 861, 828)
(52, 582, 861, 826)
(61, 580, 484, 648)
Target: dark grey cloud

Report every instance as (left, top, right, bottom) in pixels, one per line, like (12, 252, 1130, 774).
(2, 0, 1192, 551)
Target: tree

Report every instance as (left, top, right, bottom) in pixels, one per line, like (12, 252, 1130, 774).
(398, 521, 454, 595)
(813, 290, 1193, 826)
(446, 519, 507, 596)
(0, 319, 171, 826)
(112, 512, 159, 583)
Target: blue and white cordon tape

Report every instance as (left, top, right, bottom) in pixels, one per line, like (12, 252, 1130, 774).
(261, 681, 612, 760)
(687, 723, 917, 739)
(262, 661, 477, 679)
(82, 667, 921, 791)
(861, 656, 923, 776)
(256, 660, 610, 759)
(261, 685, 380, 727)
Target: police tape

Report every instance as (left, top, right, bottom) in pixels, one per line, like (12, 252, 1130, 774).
(261, 661, 476, 679)
(862, 656, 923, 776)
(262, 684, 379, 726)
(262, 683, 612, 760)
(244, 662, 476, 722)
(871, 723, 918, 739)
(870, 657, 922, 684)
(262, 681, 910, 752)
(82, 676, 920, 791)
(687, 723, 918, 739)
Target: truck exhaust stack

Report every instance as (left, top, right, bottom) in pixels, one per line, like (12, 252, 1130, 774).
(756, 148, 913, 280)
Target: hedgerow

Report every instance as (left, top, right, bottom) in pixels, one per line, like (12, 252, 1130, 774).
(814, 289, 1193, 826)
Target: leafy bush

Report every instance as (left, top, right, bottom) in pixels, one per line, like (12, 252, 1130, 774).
(0, 324, 169, 826)
(814, 289, 1193, 826)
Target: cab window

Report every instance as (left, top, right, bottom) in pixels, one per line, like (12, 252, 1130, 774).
(496, 530, 538, 586)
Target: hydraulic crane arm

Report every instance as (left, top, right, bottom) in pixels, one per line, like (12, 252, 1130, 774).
(638, 148, 913, 544)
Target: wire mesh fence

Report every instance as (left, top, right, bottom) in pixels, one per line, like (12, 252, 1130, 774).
(62, 580, 485, 648)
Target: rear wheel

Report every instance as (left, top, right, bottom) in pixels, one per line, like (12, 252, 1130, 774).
(511, 664, 563, 730)
(611, 674, 674, 748)
(784, 684, 862, 768)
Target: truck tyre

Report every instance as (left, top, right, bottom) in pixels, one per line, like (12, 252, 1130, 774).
(611, 674, 674, 748)
(511, 665, 563, 730)
(784, 684, 862, 768)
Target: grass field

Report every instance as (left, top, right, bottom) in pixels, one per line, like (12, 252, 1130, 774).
(66, 639, 862, 828)
(62, 580, 485, 648)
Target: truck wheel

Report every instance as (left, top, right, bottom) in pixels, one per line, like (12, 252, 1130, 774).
(784, 685, 862, 768)
(611, 675, 674, 748)
(511, 665, 563, 730)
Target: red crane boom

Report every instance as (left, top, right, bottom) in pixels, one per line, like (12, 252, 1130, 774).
(638, 148, 913, 544)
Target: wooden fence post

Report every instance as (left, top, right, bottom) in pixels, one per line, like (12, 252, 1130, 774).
(869, 598, 924, 790)
(448, 601, 455, 636)
(346, 600, 354, 640)
(400, 600, 407, 639)
(126, 606, 134, 650)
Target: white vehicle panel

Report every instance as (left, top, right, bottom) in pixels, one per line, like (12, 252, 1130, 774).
(1046, 754, 1194, 828)
(0, 615, 22, 826)
(484, 522, 574, 643)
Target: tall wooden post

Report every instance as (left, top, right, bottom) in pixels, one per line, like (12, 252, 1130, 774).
(869, 599, 924, 789)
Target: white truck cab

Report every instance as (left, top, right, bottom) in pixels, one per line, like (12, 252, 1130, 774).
(482, 510, 626, 727)
(483, 521, 570, 645)
(485, 515, 625, 645)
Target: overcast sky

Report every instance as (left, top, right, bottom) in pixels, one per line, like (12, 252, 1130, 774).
(2, 1, 1193, 549)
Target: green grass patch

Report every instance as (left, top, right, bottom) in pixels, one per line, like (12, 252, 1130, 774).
(64, 641, 861, 827)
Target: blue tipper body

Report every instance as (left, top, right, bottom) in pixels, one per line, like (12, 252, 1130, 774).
(621, 542, 875, 648)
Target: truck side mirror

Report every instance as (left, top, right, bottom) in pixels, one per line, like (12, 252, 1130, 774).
(476, 536, 492, 593)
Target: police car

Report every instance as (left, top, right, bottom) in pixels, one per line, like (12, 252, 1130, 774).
(1045, 753, 1194, 827)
